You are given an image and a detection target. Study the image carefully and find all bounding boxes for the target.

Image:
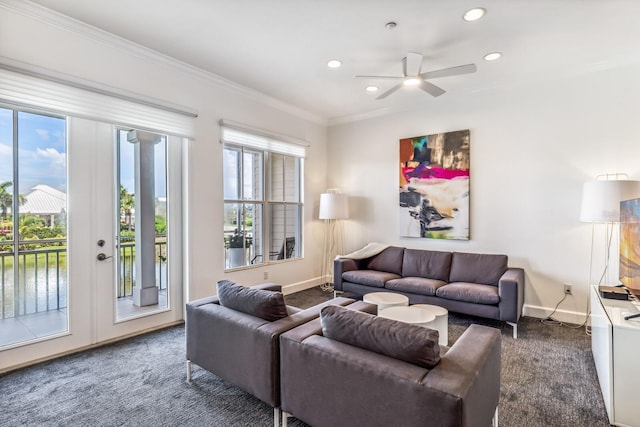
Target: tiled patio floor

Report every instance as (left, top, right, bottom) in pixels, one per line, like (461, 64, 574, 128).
(0, 290, 168, 347)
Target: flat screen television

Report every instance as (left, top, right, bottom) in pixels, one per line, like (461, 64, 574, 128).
(620, 197, 640, 298)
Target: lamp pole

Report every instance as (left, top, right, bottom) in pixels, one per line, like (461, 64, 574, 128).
(319, 189, 349, 292)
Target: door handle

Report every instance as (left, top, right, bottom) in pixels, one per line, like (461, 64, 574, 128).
(97, 253, 113, 261)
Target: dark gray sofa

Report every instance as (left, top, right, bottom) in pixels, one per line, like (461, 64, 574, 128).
(280, 305, 502, 427)
(334, 246, 525, 337)
(185, 281, 359, 427)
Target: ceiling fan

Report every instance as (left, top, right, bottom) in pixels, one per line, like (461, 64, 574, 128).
(355, 52, 477, 100)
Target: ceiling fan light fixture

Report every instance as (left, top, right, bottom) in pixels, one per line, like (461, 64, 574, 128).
(484, 52, 502, 61)
(327, 59, 342, 68)
(403, 77, 422, 87)
(463, 7, 486, 22)
(365, 85, 379, 92)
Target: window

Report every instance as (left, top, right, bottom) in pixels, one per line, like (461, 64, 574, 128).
(0, 106, 68, 346)
(222, 126, 304, 269)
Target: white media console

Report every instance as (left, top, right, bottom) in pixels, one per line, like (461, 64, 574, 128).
(590, 285, 640, 427)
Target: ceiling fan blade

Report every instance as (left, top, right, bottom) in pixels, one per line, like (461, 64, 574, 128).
(376, 83, 403, 100)
(420, 63, 477, 80)
(419, 80, 446, 97)
(403, 52, 423, 76)
(354, 75, 404, 79)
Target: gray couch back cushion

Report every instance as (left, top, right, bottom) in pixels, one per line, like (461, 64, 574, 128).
(401, 249, 452, 281)
(217, 280, 288, 321)
(366, 246, 405, 275)
(449, 252, 508, 286)
(320, 305, 440, 368)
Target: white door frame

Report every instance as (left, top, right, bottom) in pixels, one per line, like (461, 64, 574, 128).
(0, 118, 183, 372)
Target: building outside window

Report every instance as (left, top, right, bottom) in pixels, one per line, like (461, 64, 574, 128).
(222, 125, 304, 269)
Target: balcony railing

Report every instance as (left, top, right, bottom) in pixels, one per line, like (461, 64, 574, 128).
(0, 236, 167, 320)
(117, 236, 167, 298)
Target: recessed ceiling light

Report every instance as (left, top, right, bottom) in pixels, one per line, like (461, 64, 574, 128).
(403, 77, 422, 87)
(484, 52, 501, 61)
(463, 7, 486, 21)
(366, 85, 378, 92)
(327, 59, 342, 68)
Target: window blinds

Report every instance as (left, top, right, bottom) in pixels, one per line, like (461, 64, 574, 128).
(0, 66, 196, 138)
(220, 120, 307, 158)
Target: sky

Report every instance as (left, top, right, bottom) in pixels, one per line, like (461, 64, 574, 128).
(0, 108, 66, 194)
(0, 108, 166, 198)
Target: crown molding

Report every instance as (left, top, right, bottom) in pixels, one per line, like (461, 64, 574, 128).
(0, 0, 327, 126)
(327, 107, 395, 126)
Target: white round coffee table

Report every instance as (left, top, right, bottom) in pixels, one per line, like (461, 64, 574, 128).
(412, 304, 448, 345)
(378, 306, 436, 328)
(363, 292, 409, 313)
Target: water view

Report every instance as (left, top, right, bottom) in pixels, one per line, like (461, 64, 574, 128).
(1, 108, 170, 348)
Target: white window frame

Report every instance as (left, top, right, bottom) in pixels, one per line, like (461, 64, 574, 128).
(221, 122, 305, 270)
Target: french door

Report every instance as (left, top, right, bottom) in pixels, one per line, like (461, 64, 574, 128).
(0, 115, 183, 371)
(72, 118, 183, 343)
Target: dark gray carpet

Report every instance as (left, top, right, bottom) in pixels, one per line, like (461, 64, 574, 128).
(1, 287, 609, 427)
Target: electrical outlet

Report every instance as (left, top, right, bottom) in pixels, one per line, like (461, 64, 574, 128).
(263, 271, 269, 280)
(564, 284, 572, 295)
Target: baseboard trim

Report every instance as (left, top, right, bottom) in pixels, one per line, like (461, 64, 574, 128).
(282, 278, 321, 295)
(523, 304, 588, 325)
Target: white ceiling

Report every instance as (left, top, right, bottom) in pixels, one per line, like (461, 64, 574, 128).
(28, 0, 640, 124)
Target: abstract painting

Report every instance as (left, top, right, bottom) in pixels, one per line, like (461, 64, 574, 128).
(620, 198, 640, 293)
(399, 129, 470, 240)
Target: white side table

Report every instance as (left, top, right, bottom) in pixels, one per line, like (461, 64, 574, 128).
(378, 306, 436, 328)
(363, 292, 409, 313)
(413, 304, 448, 346)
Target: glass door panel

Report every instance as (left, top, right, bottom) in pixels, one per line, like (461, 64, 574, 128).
(0, 108, 68, 348)
(115, 129, 169, 320)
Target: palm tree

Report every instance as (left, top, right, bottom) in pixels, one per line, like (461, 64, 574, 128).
(0, 181, 12, 221)
(0, 181, 26, 221)
(120, 185, 135, 231)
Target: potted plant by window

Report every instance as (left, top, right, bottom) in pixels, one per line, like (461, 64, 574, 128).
(227, 229, 245, 268)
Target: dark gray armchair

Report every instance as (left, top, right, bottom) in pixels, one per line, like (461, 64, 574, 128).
(280, 308, 502, 427)
(185, 282, 356, 427)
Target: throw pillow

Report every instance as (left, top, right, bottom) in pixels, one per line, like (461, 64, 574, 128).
(217, 280, 288, 321)
(367, 246, 405, 275)
(320, 305, 440, 368)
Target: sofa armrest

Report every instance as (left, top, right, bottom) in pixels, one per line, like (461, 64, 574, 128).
(258, 297, 356, 336)
(333, 258, 359, 291)
(187, 295, 220, 308)
(424, 324, 501, 427)
(498, 267, 525, 323)
(279, 300, 378, 343)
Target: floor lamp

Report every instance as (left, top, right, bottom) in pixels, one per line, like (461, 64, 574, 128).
(580, 175, 640, 287)
(319, 190, 349, 292)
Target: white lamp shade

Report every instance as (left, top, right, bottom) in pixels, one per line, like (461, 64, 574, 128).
(580, 180, 640, 223)
(319, 193, 349, 220)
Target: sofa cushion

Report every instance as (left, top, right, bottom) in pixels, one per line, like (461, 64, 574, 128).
(342, 270, 401, 288)
(217, 280, 288, 321)
(436, 282, 500, 305)
(385, 277, 447, 296)
(449, 252, 508, 286)
(320, 305, 440, 369)
(401, 249, 452, 282)
(366, 246, 405, 275)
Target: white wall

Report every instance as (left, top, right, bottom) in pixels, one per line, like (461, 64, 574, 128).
(3, 1, 639, 326)
(0, 2, 329, 304)
(328, 64, 640, 322)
